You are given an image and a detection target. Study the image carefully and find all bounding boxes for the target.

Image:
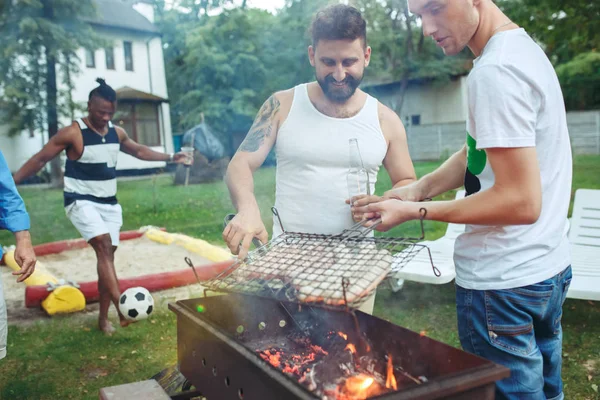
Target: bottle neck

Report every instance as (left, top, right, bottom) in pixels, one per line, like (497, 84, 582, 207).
(349, 139, 365, 170)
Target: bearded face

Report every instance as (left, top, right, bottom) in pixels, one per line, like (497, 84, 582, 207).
(309, 38, 370, 103)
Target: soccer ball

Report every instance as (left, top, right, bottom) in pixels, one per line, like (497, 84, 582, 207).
(118, 287, 154, 321)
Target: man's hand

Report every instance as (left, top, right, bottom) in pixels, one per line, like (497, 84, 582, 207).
(347, 195, 383, 222)
(222, 212, 268, 260)
(12, 230, 36, 283)
(354, 199, 422, 232)
(171, 151, 191, 164)
(383, 181, 427, 202)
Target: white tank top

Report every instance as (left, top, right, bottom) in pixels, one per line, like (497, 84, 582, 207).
(273, 83, 387, 237)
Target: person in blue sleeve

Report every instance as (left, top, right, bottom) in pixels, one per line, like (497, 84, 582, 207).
(0, 150, 36, 360)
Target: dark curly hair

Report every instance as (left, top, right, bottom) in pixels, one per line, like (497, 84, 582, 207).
(311, 4, 367, 48)
(89, 78, 117, 102)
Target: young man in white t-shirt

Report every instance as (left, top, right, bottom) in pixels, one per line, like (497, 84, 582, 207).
(353, 1, 572, 399)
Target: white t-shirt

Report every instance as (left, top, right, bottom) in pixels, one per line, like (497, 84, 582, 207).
(454, 28, 572, 290)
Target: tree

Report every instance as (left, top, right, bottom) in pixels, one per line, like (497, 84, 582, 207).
(354, 0, 471, 114)
(497, 0, 600, 110)
(0, 0, 99, 184)
(497, 0, 599, 66)
(556, 52, 600, 110)
(157, 6, 280, 153)
(154, 0, 243, 134)
(173, 0, 235, 19)
(266, 0, 331, 89)
(158, 0, 477, 155)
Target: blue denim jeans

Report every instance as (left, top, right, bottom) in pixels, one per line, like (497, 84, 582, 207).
(456, 266, 572, 400)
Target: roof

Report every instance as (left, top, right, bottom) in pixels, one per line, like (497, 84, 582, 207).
(361, 71, 470, 90)
(116, 87, 168, 102)
(88, 0, 160, 35)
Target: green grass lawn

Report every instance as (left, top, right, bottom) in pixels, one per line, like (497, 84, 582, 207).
(1, 155, 599, 399)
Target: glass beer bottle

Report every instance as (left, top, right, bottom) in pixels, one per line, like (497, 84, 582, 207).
(347, 138, 369, 205)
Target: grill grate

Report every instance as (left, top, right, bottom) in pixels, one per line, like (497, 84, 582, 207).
(203, 208, 440, 309)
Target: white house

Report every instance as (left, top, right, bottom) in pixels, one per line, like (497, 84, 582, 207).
(361, 75, 470, 161)
(362, 74, 469, 127)
(362, 74, 600, 161)
(0, 0, 174, 173)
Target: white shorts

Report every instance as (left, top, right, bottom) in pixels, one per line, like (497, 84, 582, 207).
(65, 200, 123, 246)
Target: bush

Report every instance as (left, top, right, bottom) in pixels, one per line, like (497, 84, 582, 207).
(556, 52, 600, 111)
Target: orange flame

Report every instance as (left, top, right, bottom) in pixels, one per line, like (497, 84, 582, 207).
(342, 374, 374, 399)
(338, 332, 348, 340)
(358, 377, 374, 390)
(385, 354, 398, 390)
(345, 343, 357, 354)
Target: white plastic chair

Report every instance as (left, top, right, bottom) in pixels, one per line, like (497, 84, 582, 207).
(566, 189, 600, 301)
(390, 190, 465, 288)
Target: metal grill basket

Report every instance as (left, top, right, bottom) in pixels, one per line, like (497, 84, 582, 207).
(203, 208, 440, 309)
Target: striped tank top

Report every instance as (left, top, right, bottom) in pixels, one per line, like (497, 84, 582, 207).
(63, 118, 119, 207)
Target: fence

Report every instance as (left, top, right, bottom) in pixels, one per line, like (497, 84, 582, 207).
(406, 110, 600, 161)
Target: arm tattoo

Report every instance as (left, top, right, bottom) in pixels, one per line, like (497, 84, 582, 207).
(238, 95, 280, 152)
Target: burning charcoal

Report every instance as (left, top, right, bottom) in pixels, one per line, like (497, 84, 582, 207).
(357, 356, 378, 375)
(322, 384, 341, 399)
(172, 294, 511, 400)
(299, 367, 317, 391)
(310, 357, 349, 388)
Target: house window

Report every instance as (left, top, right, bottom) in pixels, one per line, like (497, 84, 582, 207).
(411, 115, 421, 126)
(114, 102, 161, 146)
(105, 47, 115, 70)
(124, 41, 134, 71)
(135, 103, 161, 146)
(85, 49, 95, 68)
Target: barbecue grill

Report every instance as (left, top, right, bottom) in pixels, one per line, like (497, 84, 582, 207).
(169, 294, 510, 399)
(164, 209, 509, 399)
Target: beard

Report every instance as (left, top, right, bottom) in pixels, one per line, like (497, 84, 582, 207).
(316, 72, 363, 103)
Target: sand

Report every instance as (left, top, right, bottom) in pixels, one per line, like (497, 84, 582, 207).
(1, 236, 220, 324)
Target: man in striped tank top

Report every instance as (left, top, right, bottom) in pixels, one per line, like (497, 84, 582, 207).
(222, 5, 417, 314)
(14, 79, 189, 334)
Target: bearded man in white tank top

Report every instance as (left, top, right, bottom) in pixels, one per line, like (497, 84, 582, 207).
(222, 5, 417, 315)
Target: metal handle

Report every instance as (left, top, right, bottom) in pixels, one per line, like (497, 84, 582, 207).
(185, 256, 206, 290)
(342, 206, 428, 240)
